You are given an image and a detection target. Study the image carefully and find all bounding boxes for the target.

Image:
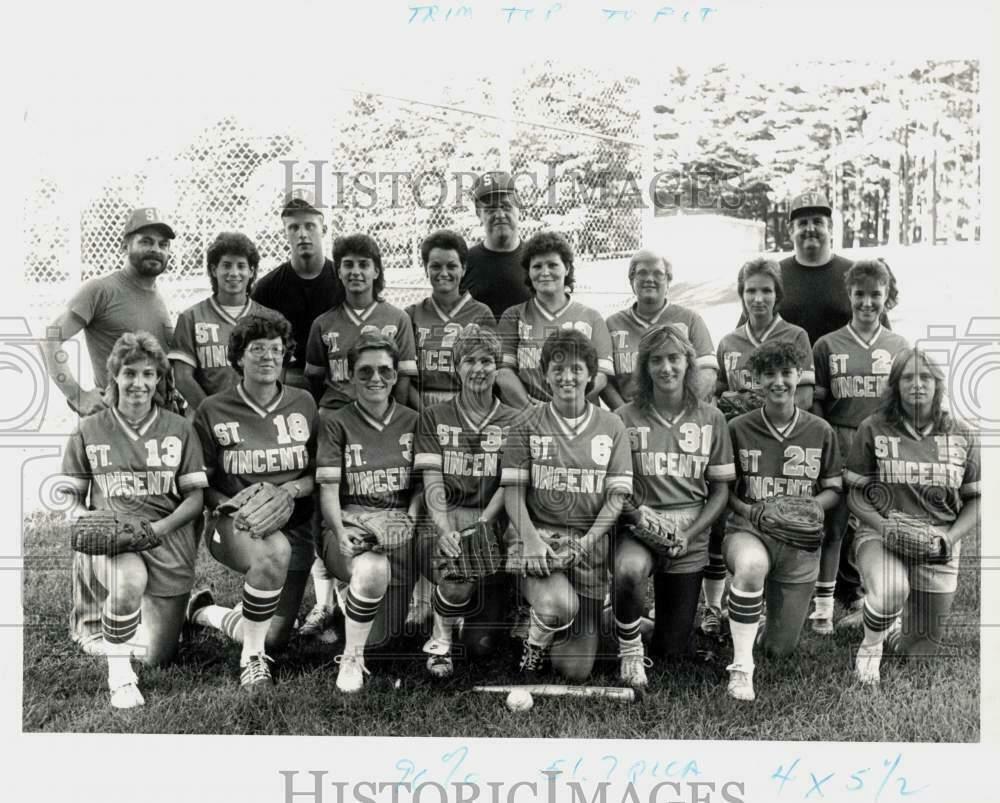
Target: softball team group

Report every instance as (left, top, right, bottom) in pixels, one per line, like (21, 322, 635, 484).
(58, 201, 980, 711)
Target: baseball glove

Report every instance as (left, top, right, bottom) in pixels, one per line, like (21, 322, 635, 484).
(70, 510, 160, 556)
(341, 510, 416, 554)
(217, 483, 293, 539)
(717, 390, 765, 422)
(748, 495, 825, 551)
(881, 512, 951, 563)
(541, 529, 588, 572)
(626, 506, 688, 559)
(435, 520, 503, 582)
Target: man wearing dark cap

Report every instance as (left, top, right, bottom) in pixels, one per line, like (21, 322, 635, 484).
(769, 191, 858, 346)
(251, 192, 341, 390)
(460, 172, 531, 321)
(41, 206, 179, 654)
(250, 191, 343, 641)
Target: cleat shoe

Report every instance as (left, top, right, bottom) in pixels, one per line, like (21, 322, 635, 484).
(836, 608, 865, 632)
(298, 603, 335, 638)
(725, 663, 756, 702)
(423, 638, 454, 679)
(240, 653, 275, 692)
(335, 649, 370, 693)
(109, 681, 145, 710)
(518, 640, 548, 677)
(700, 605, 722, 636)
(79, 634, 107, 657)
(618, 642, 652, 689)
(854, 642, 883, 686)
(809, 609, 834, 635)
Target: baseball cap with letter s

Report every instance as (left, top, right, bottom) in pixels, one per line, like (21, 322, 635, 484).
(123, 207, 176, 239)
(472, 171, 521, 204)
(788, 191, 832, 221)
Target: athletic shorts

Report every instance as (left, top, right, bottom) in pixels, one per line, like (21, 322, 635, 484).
(630, 504, 710, 575)
(724, 513, 821, 585)
(853, 524, 961, 594)
(505, 524, 610, 601)
(319, 504, 416, 588)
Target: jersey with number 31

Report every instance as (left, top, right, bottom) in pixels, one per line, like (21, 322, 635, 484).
(193, 384, 317, 526)
(728, 407, 841, 505)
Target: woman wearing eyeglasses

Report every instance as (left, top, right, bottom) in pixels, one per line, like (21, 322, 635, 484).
(316, 333, 421, 693)
(189, 314, 317, 693)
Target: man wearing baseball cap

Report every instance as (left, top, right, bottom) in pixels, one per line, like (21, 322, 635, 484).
(251, 191, 340, 390)
(41, 206, 179, 655)
(460, 171, 532, 321)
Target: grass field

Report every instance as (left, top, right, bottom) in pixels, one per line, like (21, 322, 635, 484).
(21, 511, 980, 740)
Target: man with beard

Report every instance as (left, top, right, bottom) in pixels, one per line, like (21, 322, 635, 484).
(42, 207, 178, 655)
(460, 172, 531, 322)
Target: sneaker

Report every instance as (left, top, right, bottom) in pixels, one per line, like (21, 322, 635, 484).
(836, 607, 865, 632)
(185, 587, 214, 624)
(423, 638, 454, 679)
(854, 642, 883, 686)
(335, 649, 370, 693)
(240, 653, 275, 692)
(109, 681, 145, 710)
(725, 663, 756, 702)
(618, 642, 652, 689)
(79, 634, 107, 657)
(510, 603, 530, 640)
(298, 603, 335, 638)
(518, 640, 548, 677)
(700, 605, 722, 636)
(809, 609, 834, 635)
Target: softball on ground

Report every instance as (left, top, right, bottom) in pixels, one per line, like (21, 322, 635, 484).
(506, 689, 533, 712)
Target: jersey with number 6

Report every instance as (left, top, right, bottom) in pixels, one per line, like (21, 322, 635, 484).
(501, 402, 632, 530)
(728, 407, 841, 505)
(618, 401, 735, 509)
(60, 407, 207, 518)
(414, 397, 519, 509)
(405, 294, 496, 402)
(716, 315, 815, 394)
(498, 298, 614, 403)
(606, 302, 717, 402)
(305, 301, 418, 410)
(813, 324, 909, 428)
(168, 297, 280, 397)
(843, 414, 980, 524)
(193, 384, 317, 527)
(316, 400, 418, 510)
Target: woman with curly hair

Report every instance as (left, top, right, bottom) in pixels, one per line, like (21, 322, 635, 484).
(189, 314, 317, 693)
(845, 348, 980, 686)
(59, 331, 208, 708)
(170, 231, 279, 410)
(613, 324, 734, 687)
(808, 259, 908, 633)
(496, 231, 614, 407)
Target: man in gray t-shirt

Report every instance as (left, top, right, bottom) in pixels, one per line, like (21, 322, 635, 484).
(42, 207, 177, 653)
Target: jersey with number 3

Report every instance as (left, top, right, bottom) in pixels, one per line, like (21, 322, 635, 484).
(405, 294, 495, 400)
(501, 403, 632, 530)
(60, 406, 208, 518)
(305, 301, 418, 409)
(728, 407, 841, 505)
(618, 401, 735, 509)
(813, 324, 909, 428)
(316, 400, 418, 510)
(193, 384, 317, 526)
(414, 398, 519, 509)
(498, 298, 614, 403)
